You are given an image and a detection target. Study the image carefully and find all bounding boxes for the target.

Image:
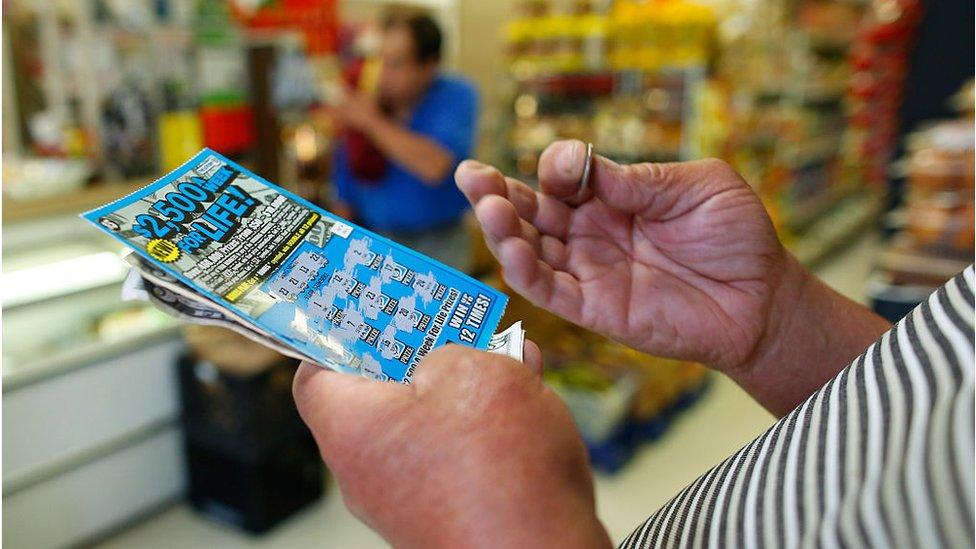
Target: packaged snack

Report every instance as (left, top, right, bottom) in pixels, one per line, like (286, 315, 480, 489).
(84, 149, 519, 383)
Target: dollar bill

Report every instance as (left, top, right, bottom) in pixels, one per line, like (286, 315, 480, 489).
(122, 266, 315, 362)
(486, 321, 525, 362)
(123, 258, 527, 364)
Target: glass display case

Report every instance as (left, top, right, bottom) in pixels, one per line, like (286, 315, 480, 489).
(3, 191, 188, 548)
(2, 204, 179, 388)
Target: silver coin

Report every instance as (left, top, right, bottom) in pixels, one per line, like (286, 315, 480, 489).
(576, 142, 594, 201)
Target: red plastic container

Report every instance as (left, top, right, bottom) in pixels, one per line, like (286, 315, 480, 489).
(200, 105, 256, 155)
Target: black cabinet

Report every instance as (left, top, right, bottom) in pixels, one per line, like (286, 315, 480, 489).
(177, 355, 325, 534)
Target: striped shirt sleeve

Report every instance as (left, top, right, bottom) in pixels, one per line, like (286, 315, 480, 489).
(621, 265, 975, 549)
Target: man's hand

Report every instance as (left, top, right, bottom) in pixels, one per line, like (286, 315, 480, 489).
(457, 141, 786, 372)
(293, 345, 612, 549)
(456, 141, 890, 415)
(332, 90, 384, 134)
(330, 87, 454, 185)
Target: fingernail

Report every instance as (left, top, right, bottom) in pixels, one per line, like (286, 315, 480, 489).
(458, 159, 486, 171)
(556, 141, 584, 180)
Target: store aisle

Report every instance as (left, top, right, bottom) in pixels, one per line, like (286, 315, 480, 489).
(97, 234, 879, 548)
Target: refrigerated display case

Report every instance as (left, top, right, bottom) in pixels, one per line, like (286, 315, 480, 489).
(2, 193, 186, 548)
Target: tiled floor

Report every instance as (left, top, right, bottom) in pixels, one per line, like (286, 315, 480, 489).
(98, 234, 880, 548)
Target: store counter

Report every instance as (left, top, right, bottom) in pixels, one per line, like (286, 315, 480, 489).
(2, 190, 187, 548)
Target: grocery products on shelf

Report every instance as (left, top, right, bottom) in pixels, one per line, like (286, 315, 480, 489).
(717, 0, 871, 241)
(842, 0, 924, 190)
(3, 0, 339, 192)
(500, 0, 715, 179)
(497, 0, 915, 267)
(871, 82, 974, 321)
(489, 0, 951, 468)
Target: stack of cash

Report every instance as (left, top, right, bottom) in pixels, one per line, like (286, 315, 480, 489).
(122, 250, 525, 365)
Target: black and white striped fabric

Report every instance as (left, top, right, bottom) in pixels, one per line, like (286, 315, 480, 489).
(621, 266, 975, 548)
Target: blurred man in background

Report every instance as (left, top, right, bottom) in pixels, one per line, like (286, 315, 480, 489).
(330, 8, 477, 270)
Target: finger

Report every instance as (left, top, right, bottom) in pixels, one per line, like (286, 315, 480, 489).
(456, 158, 573, 240)
(456, 159, 508, 204)
(503, 175, 573, 241)
(523, 339, 544, 375)
(504, 176, 538, 219)
(586, 155, 673, 215)
(474, 195, 542, 255)
(411, 344, 492, 394)
(502, 177, 575, 247)
(292, 362, 360, 448)
(519, 218, 542, 255)
(531, 192, 574, 240)
(540, 235, 568, 271)
(540, 139, 722, 216)
(538, 140, 589, 202)
(292, 362, 406, 451)
(497, 238, 583, 324)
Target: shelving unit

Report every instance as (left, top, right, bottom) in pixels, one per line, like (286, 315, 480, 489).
(496, 1, 713, 180)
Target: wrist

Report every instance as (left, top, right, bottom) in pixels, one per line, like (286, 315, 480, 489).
(442, 505, 612, 549)
(728, 250, 890, 416)
(727, 250, 818, 414)
(734, 251, 813, 375)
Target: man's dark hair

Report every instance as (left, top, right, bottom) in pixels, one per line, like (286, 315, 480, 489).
(381, 6, 442, 65)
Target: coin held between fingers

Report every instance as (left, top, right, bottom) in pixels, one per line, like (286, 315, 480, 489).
(575, 142, 594, 202)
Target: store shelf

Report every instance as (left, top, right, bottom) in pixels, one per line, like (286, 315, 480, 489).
(787, 192, 883, 267)
(2, 180, 150, 225)
(514, 73, 618, 96)
(4, 335, 184, 493)
(3, 425, 185, 549)
(783, 189, 846, 233)
(808, 36, 853, 57)
(780, 136, 841, 169)
(875, 244, 973, 285)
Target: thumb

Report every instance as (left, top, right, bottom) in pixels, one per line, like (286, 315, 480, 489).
(523, 339, 544, 376)
(538, 140, 737, 216)
(293, 362, 408, 455)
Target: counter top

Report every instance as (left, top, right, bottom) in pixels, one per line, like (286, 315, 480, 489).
(2, 180, 150, 225)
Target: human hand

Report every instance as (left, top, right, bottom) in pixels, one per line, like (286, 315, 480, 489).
(332, 89, 383, 134)
(456, 141, 800, 376)
(293, 344, 612, 549)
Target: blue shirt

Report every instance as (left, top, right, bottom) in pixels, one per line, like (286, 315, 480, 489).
(333, 75, 478, 232)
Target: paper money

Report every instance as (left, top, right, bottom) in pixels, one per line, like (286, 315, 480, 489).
(486, 321, 525, 362)
(122, 258, 527, 364)
(122, 268, 314, 362)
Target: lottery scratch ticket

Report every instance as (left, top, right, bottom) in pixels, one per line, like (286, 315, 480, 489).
(85, 149, 519, 383)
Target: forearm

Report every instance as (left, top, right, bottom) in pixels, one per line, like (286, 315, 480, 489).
(367, 117, 454, 185)
(731, 253, 891, 417)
